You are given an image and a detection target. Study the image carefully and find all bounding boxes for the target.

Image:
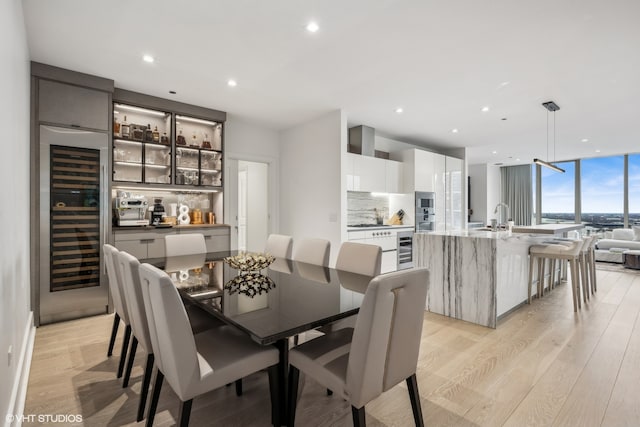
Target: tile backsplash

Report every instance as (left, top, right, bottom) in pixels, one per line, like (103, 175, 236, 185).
(347, 192, 389, 225)
(347, 191, 414, 226)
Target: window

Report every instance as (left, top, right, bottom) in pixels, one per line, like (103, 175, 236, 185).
(629, 154, 640, 226)
(540, 161, 575, 223)
(581, 156, 624, 232)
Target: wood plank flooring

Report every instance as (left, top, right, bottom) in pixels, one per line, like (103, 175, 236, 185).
(23, 267, 640, 426)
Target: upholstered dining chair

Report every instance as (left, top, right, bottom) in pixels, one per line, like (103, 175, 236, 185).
(293, 238, 330, 266)
(288, 268, 429, 427)
(103, 244, 132, 379)
(115, 251, 156, 422)
(265, 234, 293, 259)
(138, 263, 281, 427)
(164, 233, 206, 257)
(336, 241, 382, 276)
(321, 241, 382, 334)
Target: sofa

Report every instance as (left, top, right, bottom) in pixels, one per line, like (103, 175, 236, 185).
(595, 227, 640, 262)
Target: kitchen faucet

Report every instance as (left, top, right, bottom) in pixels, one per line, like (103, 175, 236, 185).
(494, 203, 510, 227)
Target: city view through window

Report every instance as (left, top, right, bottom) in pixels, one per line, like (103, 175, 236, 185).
(536, 154, 640, 233)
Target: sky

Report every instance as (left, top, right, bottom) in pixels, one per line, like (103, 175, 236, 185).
(540, 154, 640, 214)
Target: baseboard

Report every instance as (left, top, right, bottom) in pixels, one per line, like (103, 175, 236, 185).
(4, 311, 35, 427)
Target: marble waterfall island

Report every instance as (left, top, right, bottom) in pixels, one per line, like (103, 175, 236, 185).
(415, 230, 552, 328)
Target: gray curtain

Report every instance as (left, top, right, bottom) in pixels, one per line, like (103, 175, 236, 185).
(501, 165, 532, 225)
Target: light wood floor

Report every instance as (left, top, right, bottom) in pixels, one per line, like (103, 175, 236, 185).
(24, 267, 640, 426)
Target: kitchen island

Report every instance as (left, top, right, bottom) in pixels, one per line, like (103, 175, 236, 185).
(415, 230, 556, 328)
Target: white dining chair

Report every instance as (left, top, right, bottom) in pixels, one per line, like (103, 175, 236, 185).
(165, 233, 206, 257)
(138, 263, 281, 426)
(288, 268, 429, 427)
(115, 251, 155, 422)
(336, 241, 382, 276)
(265, 234, 293, 259)
(293, 238, 330, 266)
(103, 244, 132, 379)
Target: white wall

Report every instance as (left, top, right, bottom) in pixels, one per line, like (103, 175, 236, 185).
(468, 163, 501, 225)
(0, 0, 33, 424)
(280, 110, 346, 266)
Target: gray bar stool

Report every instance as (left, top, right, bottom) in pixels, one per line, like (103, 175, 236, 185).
(528, 239, 586, 312)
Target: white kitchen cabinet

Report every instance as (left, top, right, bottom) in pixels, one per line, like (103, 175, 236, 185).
(385, 160, 403, 193)
(346, 152, 403, 193)
(399, 148, 463, 232)
(445, 156, 463, 231)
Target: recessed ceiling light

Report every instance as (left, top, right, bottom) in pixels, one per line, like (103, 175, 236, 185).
(227, 79, 237, 87)
(501, 117, 507, 121)
(492, 151, 497, 154)
(142, 54, 154, 63)
(306, 21, 319, 33)
(481, 106, 490, 112)
(516, 158, 520, 161)
(395, 107, 403, 114)
(581, 138, 589, 143)
(595, 149, 601, 153)
(451, 128, 459, 133)
(169, 90, 176, 95)
(499, 81, 510, 88)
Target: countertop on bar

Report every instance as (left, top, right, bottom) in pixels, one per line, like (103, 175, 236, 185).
(113, 223, 230, 232)
(511, 223, 584, 234)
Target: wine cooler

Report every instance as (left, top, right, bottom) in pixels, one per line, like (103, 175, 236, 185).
(39, 125, 109, 324)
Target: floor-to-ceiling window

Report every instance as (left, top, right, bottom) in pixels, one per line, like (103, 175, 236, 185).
(540, 161, 576, 223)
(629, 154, 640, 225)
(581, 156, 625, 232)
(533, 154, 639, 230)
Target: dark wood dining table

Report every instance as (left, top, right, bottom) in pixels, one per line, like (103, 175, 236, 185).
(147, 250, 373, 426)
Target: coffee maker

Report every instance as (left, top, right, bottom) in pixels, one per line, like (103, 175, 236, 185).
(115, 196, 149, 226)
(151, 198, 165, 225)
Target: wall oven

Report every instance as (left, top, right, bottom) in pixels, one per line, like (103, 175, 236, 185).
(415, 191, 435, 232)
(397, 230, 414, 270)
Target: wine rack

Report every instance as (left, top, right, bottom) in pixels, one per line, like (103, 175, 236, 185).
(50, 145, 101, 292)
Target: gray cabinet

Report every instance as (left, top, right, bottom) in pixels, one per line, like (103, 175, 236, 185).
(179, 227, 230, 253)
(38, 79, 110, 130)
(113, 229, 176, 260)
(113, 226, 230, 260)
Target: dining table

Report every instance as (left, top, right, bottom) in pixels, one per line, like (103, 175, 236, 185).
(146, 250, 374, 425)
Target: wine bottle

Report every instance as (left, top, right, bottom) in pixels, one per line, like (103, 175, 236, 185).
(121, 116, 130, 139)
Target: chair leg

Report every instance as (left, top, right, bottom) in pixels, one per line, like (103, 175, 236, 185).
(178, 399, 193, 427)
(137, 353, 154, 422)
(123, 336, 138, 388)
(287, 366, 300, 427)
(537, 258, 545, 297)
(235, 379, 243, 396)
(351, 405, 366, 427)
(117, 325, 131, 378)
(146, 370, 164, 427)
(590, 249, 598, 293)
(107, 313, 120, 357)
(580, 254, 589, 302)
(528, 254, 534, 304)
(268, 364, 281, 427)
(569, 260, 578, 312)
(549, 259, 556, 290)
(406, 374, 424, 427)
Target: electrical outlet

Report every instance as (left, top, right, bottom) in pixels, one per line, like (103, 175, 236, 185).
(8, 345, 12, 366)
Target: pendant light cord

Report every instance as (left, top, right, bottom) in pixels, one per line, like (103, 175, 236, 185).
(546, 110, 549, 161)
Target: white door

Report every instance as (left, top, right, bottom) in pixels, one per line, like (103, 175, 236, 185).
(238, 168, 248, 250)
(227, 159, 270, 252)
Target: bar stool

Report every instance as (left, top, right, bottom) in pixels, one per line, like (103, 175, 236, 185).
(528, 239, 585, 312)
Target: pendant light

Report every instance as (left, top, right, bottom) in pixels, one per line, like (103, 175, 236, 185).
(533, 101, 565, 173)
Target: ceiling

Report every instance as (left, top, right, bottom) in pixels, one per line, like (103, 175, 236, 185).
(22, 0, 640, 165)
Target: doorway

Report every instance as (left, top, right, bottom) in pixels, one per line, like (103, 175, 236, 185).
(227, 159, 270, 252)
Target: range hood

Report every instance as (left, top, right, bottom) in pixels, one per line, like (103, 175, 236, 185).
(348, 125, 375, 157)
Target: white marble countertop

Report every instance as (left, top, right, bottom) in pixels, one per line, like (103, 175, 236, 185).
(511, 223, 584, 234)
(347, 225, 415, 231)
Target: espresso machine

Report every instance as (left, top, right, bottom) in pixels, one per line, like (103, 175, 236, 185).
(115, 196, 149, 226)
